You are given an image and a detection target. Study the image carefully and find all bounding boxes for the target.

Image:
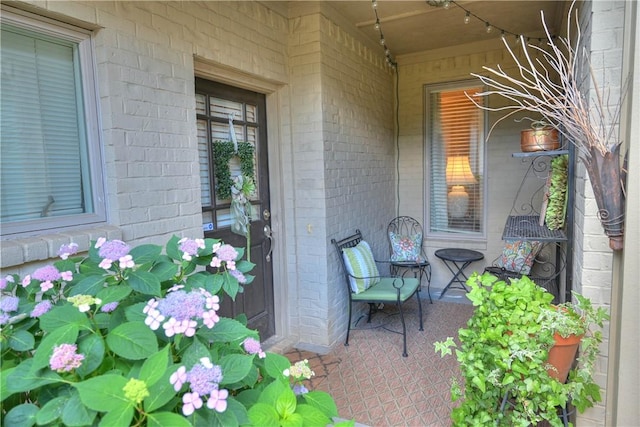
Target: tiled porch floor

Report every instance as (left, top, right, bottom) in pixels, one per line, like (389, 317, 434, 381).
(285, 298, 475, 426)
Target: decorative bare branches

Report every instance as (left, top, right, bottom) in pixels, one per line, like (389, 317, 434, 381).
(467, 2, 625, 163)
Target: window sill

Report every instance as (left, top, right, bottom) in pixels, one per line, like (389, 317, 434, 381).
(0, 225, 122, 270)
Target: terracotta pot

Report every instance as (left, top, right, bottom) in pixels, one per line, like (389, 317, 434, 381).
(520, 123, 560, 152)
(546, 333, 583, 382)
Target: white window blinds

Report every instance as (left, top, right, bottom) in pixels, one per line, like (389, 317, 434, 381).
(427, 83, 485, 236)
(1, 24, 94, 226)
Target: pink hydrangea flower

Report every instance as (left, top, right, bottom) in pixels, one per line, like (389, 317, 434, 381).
(49, 343, 84, 372)
(178, 238, 206, 261)
(118, 255, 135, 269)
(32, 265, 61, 282)
(21, 275, 31, 288)
(61, 271, 73, 281)
(170, 366, 187, 391)
(182, 392, 203, 416)
(207, 389, 229, 412)
(40, 281, 54, 292)
(99, 259, 113, 270)
(210, 257, 222, 268)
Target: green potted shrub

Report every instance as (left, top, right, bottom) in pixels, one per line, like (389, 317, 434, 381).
(434, 273, 609, 426)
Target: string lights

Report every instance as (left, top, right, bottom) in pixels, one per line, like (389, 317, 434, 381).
(371, 0, 397, 68)
(427, 0, 555, 45)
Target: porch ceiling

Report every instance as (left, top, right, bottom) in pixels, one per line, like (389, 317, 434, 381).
(279, 1, 566, 56)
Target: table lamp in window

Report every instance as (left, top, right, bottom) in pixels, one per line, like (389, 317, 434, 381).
(446, 156, 476, 218)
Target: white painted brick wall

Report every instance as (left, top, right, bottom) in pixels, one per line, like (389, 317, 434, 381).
(1, 1, 289, 271)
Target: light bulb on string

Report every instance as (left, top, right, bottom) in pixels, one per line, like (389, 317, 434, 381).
(374, 19, 380, 30)
(443, 0, 450, 9)
(500, 30, 506, 41)
(485, 22, 492, 33)
(464, 12, 470, 24)
(371, 0, 377, 9)
(380, 35, 385, 45)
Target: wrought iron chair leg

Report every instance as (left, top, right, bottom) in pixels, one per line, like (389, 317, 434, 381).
(416, 290, 424, 331)
(397, 296, 408, 357)
(345, 300, 352, 347)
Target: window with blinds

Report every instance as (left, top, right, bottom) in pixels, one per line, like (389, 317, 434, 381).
(425, 81, 485, 236)
(1, 10, 105, 237)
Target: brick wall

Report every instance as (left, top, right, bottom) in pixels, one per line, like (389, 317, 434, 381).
(1, 1, 288, 270)
(573, 1, 626, 425)
(288, 5, 396, 349)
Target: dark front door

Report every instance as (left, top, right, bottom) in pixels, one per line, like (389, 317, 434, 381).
(195, 78, 275, 340)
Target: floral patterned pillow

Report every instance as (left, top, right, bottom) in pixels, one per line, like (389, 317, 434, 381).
(389, 232, 422, 262)
(495, 240, 543, 275)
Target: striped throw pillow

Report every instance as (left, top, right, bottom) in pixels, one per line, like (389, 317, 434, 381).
(342, 241, 380, 293)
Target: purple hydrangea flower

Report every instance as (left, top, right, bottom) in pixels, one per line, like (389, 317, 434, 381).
(215, 245, 238, 262)
(98, 240, 130, 261)
(31, 300, 53, 318)
(292, 384, 309, 396)
(0, 313, 10, 325)
(186, 358, 223, 396)
(49, 343, 84, 372)
(243, 338, 266, 358)
(100, 302, 119, 313)
(230, 269, 247, 284)
(58, 243, 79, 260)
(157, 290, 206, 321)
(32, 265, 61, 282)
(178, 238, 205, 261)
(0, 296, 20, 313)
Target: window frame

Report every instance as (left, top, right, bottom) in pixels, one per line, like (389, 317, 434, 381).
(1, 7, 106, 238)
(424, 79, 488, 241)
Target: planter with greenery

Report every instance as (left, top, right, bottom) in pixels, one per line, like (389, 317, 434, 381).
(0, 236, 349, 427)
(434, 273, 608, 427)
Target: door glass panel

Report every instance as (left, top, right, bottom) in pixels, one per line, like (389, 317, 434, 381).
(246, 104, 256, 122)
(195, 94, 206, 115)
(210, 98, 243, 120)
(216, 208, 232, 228)
(202, 210, 214, 231)
(197, 119, 211, 206)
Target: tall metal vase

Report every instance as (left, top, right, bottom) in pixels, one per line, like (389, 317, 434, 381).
(584, 144, 625, 250)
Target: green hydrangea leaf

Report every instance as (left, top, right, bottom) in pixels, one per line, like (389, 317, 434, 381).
(196, 317, 253, 343)
(247, 402, 280, 427)
(147, 412, 193, 427)
(139, 345, 169, 387)
(125, 271, 161, 297)
(295, 404, 331, 427)
(150, 262, 180, 282)
(39, 305, 90, 332)
(302, 391, 339, 418)
(97, 405, 134, 427)
(3, 403, 39, 427)
(106, 321, 158, 360)
(61, 391, 97, 426)
(275, 386, 297, 418)
(68, 274, 107, 297)
(36, 395, 68, 425)
(76, 333, 105, 377)
(219, 353, 253, 385)
(129, 244, 163, 265)
(8, 329, 35, 352)
(263, 352, 290, 380)
(144, 366, 179, 413)
(96, 285, 133, 305)
(5, 359, 63, 394)
(73, 374, 130, 412)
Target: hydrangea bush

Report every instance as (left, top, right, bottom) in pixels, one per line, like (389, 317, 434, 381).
(0, 236, 349, 427)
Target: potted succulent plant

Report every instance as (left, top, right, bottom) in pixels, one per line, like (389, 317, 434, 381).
(434, 273, 609, 426)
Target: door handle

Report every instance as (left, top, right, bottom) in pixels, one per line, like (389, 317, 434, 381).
(263, 224, 273, 262)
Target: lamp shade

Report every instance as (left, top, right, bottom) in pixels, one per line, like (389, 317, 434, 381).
(446, 156, 477, 186)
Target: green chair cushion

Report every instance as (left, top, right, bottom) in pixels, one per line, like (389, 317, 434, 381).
(351, 277, 420, 302)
